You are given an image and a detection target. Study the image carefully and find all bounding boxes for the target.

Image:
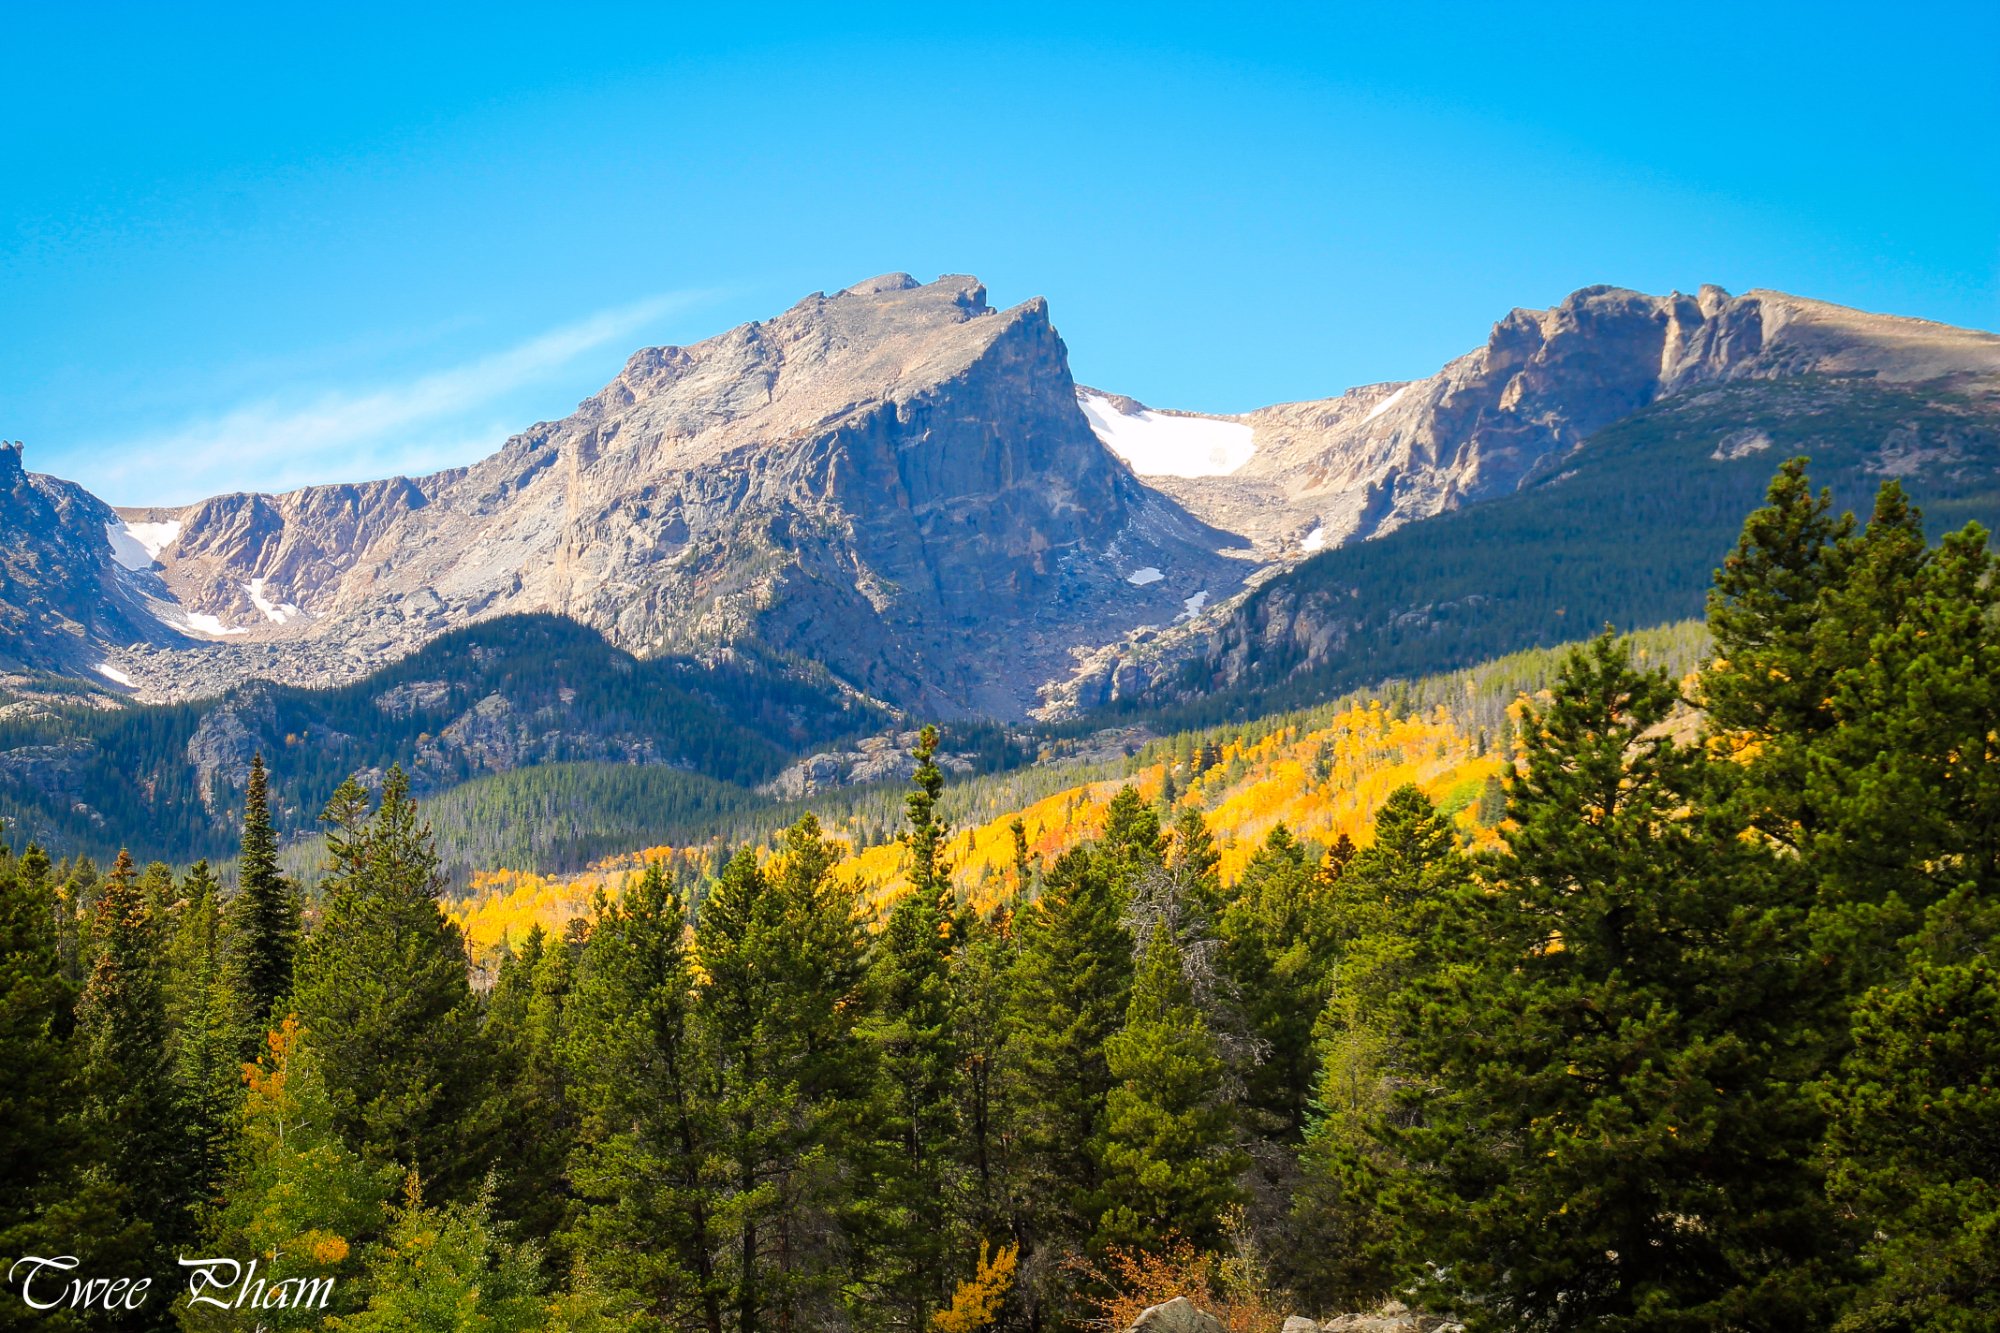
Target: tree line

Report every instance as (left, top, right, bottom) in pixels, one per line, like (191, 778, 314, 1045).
(2, 458, 1996, 1331)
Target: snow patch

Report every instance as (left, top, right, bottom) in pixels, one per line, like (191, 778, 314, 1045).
(1182, 590, 1209, 617)
(175, 611, 247, 637)
(105, 518, 182, 571)
(1360, 383, 1411, 425)
(246, 577, 302, 624)
(94, 662, 134, 687)
(1126, 567, 1165, 586)
(1079, 390, 1255, 478)
(1301, 525, 1327, 553)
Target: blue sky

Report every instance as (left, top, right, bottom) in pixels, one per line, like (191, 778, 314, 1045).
(4, 2, 1996, 505)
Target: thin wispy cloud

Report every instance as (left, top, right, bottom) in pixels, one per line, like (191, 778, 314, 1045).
(85, 290, 710, 505)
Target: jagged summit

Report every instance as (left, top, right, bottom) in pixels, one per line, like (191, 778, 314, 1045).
(27, 273, 1239, 717)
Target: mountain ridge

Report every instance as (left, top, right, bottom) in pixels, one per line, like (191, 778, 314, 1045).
(6, 275, 1997, 725)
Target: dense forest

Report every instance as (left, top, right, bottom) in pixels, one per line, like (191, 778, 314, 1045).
(2, 459, 1996, 1331)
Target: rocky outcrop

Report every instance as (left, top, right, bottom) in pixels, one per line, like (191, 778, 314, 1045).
(1126, 1297, 1224, 1333)
(760, 729, 980, 799)
(0, 441, 192, 677)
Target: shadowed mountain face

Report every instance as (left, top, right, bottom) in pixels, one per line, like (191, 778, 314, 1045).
(74, 275, 1244, 718)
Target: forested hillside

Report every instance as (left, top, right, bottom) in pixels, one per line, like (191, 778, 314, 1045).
(2, 461, 1995, 1331)
(0, 614, 882, 863)
(1131, 376, 2000, 720)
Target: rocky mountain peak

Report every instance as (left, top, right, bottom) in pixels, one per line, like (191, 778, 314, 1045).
(34, 273, 1239, 717)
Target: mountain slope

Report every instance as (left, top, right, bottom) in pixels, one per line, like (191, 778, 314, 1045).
(0, 613, 882, 862)
(91, 274, 1243, 717)
(1088, 373, 2000, 718)
(1083, 285, 2000, 556)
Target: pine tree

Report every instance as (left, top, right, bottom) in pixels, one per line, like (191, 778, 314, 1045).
(76, 848, 196, 1255)
(563, 864, 723, 1332)
(1807, 516, 1999, 987)
(998, 847, 1133, 1314)
(487, 922, 577, 1258)
(165, 860, 242, 1208)
(903, 724, 951, 910)
(1099, 786, 1164, 891)
(867, 745, 968, 1330)
(226, 754, 299, 1048)
(0, 839, 145, 1329)
(950, 906, 1018, 1248)
(1289, 786, 1466, 1309)
(330, 1175, 543, 1333)
(1219, 823, 1337, 1139)
(290, 769, 495, 1200)
(1093, 928, 1241, 1254)
(1166, 806, 1222, 918)
(696, 817, 875, 1333)
(1822, 953, 2000, 1329)
(1394, 635, 1846, 1330)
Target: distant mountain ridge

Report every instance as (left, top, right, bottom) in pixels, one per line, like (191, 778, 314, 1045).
(5, 275, 1998, 725)
(1077, 284, 2000, 556)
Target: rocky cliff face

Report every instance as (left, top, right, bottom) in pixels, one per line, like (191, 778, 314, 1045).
(0, 441, 192, 679)
(1090, 286, 2000, 556)
(64, 275, 1243, 718)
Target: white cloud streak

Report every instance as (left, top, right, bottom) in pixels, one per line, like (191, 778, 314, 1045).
(83, 290, 708, 505)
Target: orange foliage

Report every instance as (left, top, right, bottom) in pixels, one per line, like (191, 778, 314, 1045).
(448, 700, 1510, 955)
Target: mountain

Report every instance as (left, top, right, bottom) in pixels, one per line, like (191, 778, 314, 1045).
(66, 274, 1243, 718)
(1078, 285, 2000, 557)
(6, 275, 1997, 731)
(0, 614, 884, 862)
(1070, 356, 2000, 720)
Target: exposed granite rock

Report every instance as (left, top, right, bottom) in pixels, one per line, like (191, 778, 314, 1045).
(760, 728, 977, 799)
(1125, 1296, 1223, 1333)
(185, 684, 278, 813)
(1091, 286, 2000, 556)
(97, 276, 1243, 718)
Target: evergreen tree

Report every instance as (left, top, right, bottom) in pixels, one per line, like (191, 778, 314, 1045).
(696, 817, 875, 1333)
(76, 848, 196, 1255)
(1219, 823, 1337, 1139)
(563, 865, 724, 1332)
(1822, 954, 2000, 1330)
(0, 839, 144, 1330)
(487, 922, 577, 1258)
(998, 847, 1132, 1316)
(1093, 928, 1241, 1255)
(165, 860, 242, 1209)
(1395, 635, 1846, 1330)
(330, 1176, 543, 1333)
(1806, 517, 1999, 987)
(1166, 806, 1222, 918)
(950, 905, 1017, 1248)
(1289, 786, 1466, 1310)
(1098, 786, 1164, 891)
(225, 754, 299, 1048)
(866, 747, 967, 1331)
(902, 724, 951, 910)
(290, 769, 494, 1200)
